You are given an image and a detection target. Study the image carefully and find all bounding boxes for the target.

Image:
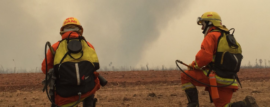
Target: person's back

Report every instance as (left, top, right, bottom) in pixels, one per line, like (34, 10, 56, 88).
(41, 17, 100, 107)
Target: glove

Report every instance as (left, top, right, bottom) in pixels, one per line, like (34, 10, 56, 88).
(187, 61, 196, 70)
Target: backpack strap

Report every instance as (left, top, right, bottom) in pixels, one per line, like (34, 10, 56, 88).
(209, 92, 213, 103)
(235, 74, 242, 88)
(211, 29, 221, 32)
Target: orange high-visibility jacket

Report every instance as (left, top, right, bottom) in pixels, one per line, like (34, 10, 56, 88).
(41, 31, 100, 105)
(194, 26, 238, 90)
(195, 26, 222, 68)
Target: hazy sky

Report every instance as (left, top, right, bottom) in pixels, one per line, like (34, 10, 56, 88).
(1, 0, 270, 72)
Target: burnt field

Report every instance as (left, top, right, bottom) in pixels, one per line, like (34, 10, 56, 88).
(0, 68, 269, 107)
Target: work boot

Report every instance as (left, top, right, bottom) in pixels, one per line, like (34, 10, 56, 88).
(184, 88, 199, 107)
(230, 96, 259, 107)
(83, 94, 97, 107)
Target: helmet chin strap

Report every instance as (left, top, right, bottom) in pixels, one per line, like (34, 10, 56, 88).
(202, 21, 213, 36)
(203, 27, 210, 37)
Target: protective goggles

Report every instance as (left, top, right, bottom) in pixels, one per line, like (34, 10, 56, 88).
(197, 17, 220, 25)
(63, 27, 80, 32)
(197, 17, 203, 25)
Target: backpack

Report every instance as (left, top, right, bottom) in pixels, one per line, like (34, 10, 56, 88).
(53, 32, 100, 97)
(212, 28, 243, 78)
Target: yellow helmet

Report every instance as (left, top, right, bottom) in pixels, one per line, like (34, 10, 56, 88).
(60, 17, 83, 34)
(197, 12, 228, 31)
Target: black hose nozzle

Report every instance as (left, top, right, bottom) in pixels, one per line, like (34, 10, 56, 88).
(98, 75, 107, 87)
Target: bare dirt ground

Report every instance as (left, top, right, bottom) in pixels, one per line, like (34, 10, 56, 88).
(0, 68, 269, 107)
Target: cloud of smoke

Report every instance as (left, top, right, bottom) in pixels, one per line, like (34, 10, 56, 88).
(79, 1, 191, 67)
(0, 0, 191, 71)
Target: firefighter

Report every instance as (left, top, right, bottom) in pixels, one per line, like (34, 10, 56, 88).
(180, 12, 259, 107)
(41, 17, 100, 107)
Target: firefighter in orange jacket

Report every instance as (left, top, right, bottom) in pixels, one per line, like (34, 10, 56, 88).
(41, 17, 100, 107)
(180, 12, 259, 107)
